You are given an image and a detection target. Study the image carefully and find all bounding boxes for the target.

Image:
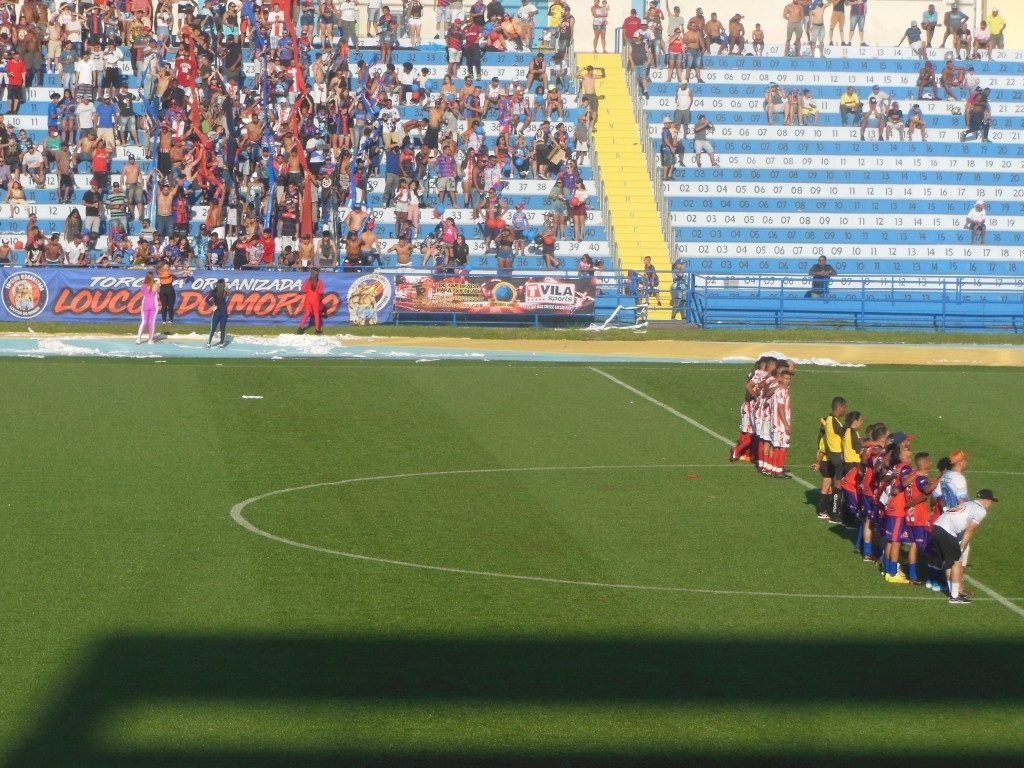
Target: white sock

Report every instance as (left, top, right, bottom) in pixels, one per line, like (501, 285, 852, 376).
(949, 583, 960, 599)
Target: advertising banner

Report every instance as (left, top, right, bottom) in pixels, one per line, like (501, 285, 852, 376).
(394, 274, 597, 316)
(0, 268, 394, 326)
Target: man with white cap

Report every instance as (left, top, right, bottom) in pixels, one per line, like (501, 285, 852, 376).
(986, 8, 1006, 49)
(931, 490, 998, 604)
(897, 19, 926, 58)
(965, 200, 987, 244)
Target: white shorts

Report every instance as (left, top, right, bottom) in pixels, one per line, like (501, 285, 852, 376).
(910, 40, 924, 53)
(772, 431, 791, 449)
(694, 139, 714, 155)
(739, 401, 753, 433)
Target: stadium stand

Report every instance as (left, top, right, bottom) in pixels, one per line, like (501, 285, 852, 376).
(625, 31, 1024, 329)
(0, 0, 615, 280)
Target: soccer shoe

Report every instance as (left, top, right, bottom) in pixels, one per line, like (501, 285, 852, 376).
(737, 454, 753, 463)
(218, 343, 225, 349)
(204, 343, 211, 349)
(315, 329, 323, 335)
(778, 470, 793, 479)
(909, 578, 924, 586)
(948, 594, 971, 605)
(816, 511, 832, 520)
(862, 554, 878, 563)
(885, 572, 911, 585)
(298, 326, 306, 335)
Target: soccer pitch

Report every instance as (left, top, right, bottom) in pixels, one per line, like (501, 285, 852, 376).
(2, 358, 1022, 767)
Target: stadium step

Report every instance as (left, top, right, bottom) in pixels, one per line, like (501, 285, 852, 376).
(576, 53, 669, 282)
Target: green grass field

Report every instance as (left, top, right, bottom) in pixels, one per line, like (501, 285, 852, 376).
(2, 358, 1022, 767)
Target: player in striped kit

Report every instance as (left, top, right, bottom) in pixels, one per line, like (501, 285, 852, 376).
(754, 360, 780, 475)
(731, 356, 775, 463)
(765, 368, 793, 478)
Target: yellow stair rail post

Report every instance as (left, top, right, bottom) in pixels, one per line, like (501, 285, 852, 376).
(576, 51, 673, 319)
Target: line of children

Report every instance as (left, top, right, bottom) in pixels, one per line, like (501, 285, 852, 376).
(730, 356, 796, 479)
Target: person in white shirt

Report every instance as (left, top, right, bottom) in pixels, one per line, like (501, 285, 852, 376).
(931, 490, 997, 604)
(965, 199, 986, 244)
(339, 0, 359, 46)
(673, 82, 693, 136)
(934, 449, 970, 511)
(75, 98, 97, 135)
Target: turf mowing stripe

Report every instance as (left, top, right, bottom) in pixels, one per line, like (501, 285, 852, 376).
(588, 367, 1024, 621)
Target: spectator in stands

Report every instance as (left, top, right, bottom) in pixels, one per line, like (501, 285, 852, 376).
(764, 83, 786, 124)
(848, 0, 866, 45)
(965, 200, 987, 244)
(591, 1, 611, 53)
(917, 62, 940, 100)
(860, 97, 884, 141)
(666, 27, 684, 83)
(670, 258, 686, 320)
(868, 83, 891, 112)
(897, 20, 927, 59)
(941, 4, 967, 48)
(783, 0, 804, 57)
(674, 82, 693, 138)
(692, 115, 719, 168)
(961, 87, 991, 143)
(827, 0, 847, 47)
(953, 17, 973, 60)
(972, 20, 993, 60)
(986, 8, 1006, 49)
(704, 12, 727, 54)
(800, 90, 820, 126)
(646, 1, 667, 62)
(727, 14, 745, 54)
(806, 255, 837, 297)
(885, 101, 906, 140)
(906, 104, 927, 141)
(921, 4, 939, 47)
(940, 60, 965, 100)
(807, 1, 826, 59)
(628, 25, 651, 98)
(682, 22, 704, 84)
(839, 86, 863, 125)
(752, 22, 765, 54)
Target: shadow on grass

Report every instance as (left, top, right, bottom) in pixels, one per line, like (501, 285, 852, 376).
(6, 634, 1024, 768)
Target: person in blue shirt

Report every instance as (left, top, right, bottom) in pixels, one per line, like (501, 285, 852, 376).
(921, 3, 939, 47)
(95, 93, 119, 147)
(46, 92, 61, 132)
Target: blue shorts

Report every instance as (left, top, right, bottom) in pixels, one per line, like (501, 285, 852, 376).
(842, 489, 860, 517)
(850, 14, 865, 32)
(884, 516, 908, 544)
(634, 64, 648, 81)
(860, 496, 880, 523)
(685, 49, 703, 68)
(906, 525, 930, 552)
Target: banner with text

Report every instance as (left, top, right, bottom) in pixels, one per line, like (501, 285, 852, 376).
(394, 275, 597, 316)
(0, 268, 395, 326)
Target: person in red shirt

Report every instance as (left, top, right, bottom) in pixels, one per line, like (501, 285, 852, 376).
(7, 51, 26, 113)
(622, 9, 642, 39)
(91, 140, 111, 189)
(880, 439, 914, 584)
(298, 266, 325, 334)
(174, 54, 196, 87)
(259, 230, 276, 266)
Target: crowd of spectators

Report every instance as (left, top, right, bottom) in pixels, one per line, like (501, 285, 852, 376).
(0, 0, 609, 273)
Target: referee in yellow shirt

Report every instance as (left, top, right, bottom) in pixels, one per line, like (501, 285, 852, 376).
(813, 396, 847, 521)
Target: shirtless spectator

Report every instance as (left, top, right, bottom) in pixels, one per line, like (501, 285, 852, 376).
(682, 24, 704, 83)
(727, 14, 745, 53)
(752, 22, 765, 54)
(783, 0, 804, 57)
(808, 1, 826, 58)
(917, 62, 939, 100)
(704, 12, 726, 54)
(940, 60, 964, 101)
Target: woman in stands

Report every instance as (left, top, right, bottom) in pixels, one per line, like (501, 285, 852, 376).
(592, 0, 609, 53)
(666, 28, 684, 84)
(570, 181, 588, 243)
(137, 272, 159, 344)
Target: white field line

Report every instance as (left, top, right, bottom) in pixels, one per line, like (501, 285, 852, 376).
(588, 367, 1024, 620)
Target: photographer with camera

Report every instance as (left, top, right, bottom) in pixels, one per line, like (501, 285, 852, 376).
(693, 114, 719, 168)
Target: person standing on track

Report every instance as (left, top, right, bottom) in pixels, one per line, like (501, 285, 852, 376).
(136, 271, 158, 344)
(156, 260, 182, 324)
(298, 267, 325, 335)
(932, 489, 998, 605)
(205, 278, 230, 349)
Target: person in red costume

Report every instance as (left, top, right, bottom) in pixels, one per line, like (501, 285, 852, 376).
(298, 266, 325, 335)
